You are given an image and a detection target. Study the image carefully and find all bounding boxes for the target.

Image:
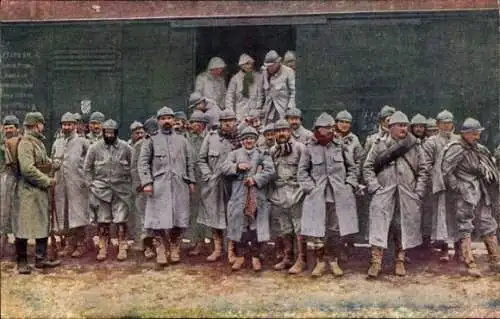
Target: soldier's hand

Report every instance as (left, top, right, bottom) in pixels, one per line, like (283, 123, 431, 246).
(189, 183, 195, 193)
(143, 184, 154, 196)
(52, 159, 61, 170)
(237, 163, 250, 171)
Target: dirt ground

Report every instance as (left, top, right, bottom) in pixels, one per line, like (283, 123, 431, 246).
(1, 242, 499, 318)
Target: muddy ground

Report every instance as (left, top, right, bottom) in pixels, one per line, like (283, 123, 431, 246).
(1, 242, 499, 318)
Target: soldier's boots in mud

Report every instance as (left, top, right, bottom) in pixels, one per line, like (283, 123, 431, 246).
(483, 235, 500, 273)
(71, 227, 87, 258)
(58, 232, 76, 258)
(453, 241, 464, 263)
(274, 236, 284, 261)
(227, 240, 237, 264)
(330, 242, 345, 277)
(34, 238, 61, 269)
(15, 238, 32, 275)
(288, 236, 307, 274)
(274, 235, 294, 270)
(311, 247, 326, 277)
(188, 241, 203, 256)
(143, 237, 156, 260)
(154, 233, 170, 269)
(207, 229, 223, 262)
(116, 224, 128, 261)
(170, 228, 182, 263)
(231, 256, 245, 271)
(460, 236, 481, 277)
(96, 224, 109, 262)
(367, 246, 383, 278)
(438, 241, 450, 262)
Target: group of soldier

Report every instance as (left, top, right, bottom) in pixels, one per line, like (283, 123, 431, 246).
(0, 49, 499, 279)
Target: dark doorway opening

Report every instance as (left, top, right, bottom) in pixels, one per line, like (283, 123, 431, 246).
(196, 25, 296, 81)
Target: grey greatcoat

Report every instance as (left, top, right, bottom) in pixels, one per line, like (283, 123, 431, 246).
(83, 139, 134, 224)
(197, 131, 240, 229)
(51, 132, 90, 231)
(262, 64, 296, 123)
(131, 138, 147, 240)
(221, 147, 275, 242)
(138, 129, 195, 230)
(339, 132, 366, 179)
(298, 137, 359, 238)
(292, 126, 313, 144)
(225, 70, 263, 121)
(363, 134, 430, 249)
(195, 72, 227, 110)
(364, 127, 388, 154)
(0, 137, 18, 235)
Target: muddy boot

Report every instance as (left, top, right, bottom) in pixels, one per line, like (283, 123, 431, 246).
(483, 235, 500, 273)
(453, 241, 464, 263)
(188, 241, 203, 256)
(58, 231, 75, 258)
(143, 237, 156, 260)
(228, 240, 237, 264)
(274, 235, 294, 270)
(252, 257, 262, 272)
(395, 247, 406, 276)
(169, 228, 182, 263)
(460, 236, 481, 277)
(232, 256, 245, 271)
(439, 241, 450, 262)
(34, 238, 61, 269)
(289, 236, 307, 274)
(311, 246, 326, 277)
(232, 242, 245, 271)
(274, 236, 284, 261)
(116, 224, 128, 261)
(96, 224, 109, 262)
(0, 234, 7, 258)
(153, 234, 169, 268)
(207, 229, 223, 262)
(330, 258, 344, 277)
(71, 228, 87, 258)
(367, 246, 383, 278)
(15, 238, 31, 275)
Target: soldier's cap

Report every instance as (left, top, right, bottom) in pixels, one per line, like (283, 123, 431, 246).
(240, 126, 259, 139)
(207, 56, 226, 70)
(436, 109, 454, 123)
(264, 50, 282, 67)
(238, 53, 255, 66)
(219, 109, 237, 121)
(314, 112, 335, 128)
(156, 106, 175, 118)
(274, 119, 291, 130)
(245, 109, 261, 120)
(174, 111, 187, 120)
(89, 111, 105, 123)
(188, 92, 206, 108)
(102, 119, 118, 130)
(60, 112, 77, 123)
(262, 123, 276, 133)
(73, 113, 82, 122)
(460, 118, 484, 133)
(426, 118, 438, 130)
(23, 112, 45, 126)
(388, 111, 410, 126)
(335, 110, 353, 122)
(285, 108, 302, 119)
(283, 50, 296, 62)
(129, 121, 144, 131)
(2, 115, 20, 127)
(378, 105, 396, 120)
(189, 111, 208, 123)
(410, 113, 427, 126)
(143, 117, 159, 135)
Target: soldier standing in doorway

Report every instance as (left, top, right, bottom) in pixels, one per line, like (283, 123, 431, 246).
(283, 51, 296, 71)
(195, 57, 227, 109)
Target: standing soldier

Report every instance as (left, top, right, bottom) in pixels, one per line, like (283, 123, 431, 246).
(51, 112, 90, 258)
(425, 118, 439, 138)
(364, 105, 396, 153)
(185, 111, 211, 256)
(225, 53, 263, 121)
(138, 107, 195, 269)
(84, 119, 133, 261)
(285, 108, 313, 144)
(363, 111, 429, 278)
(262, 50, 296, 124)
(15, 112, 61, 274)
(437, 118, 500, 276)
(195, 57, 227, 109)
(188, 92, 222, 131)
(1, 115, 20, 257)
(87, 111, 105, 144)
(410, 114, 427, 142)
(128, 121, 145, 146)
(198, 109, 241, 263)
(221, 126, 275, 271)
(130, 117, 158, 260)
(269, 120, 307, 273)
(422, 110, 460, 261)
(299, 113, 360, 277)
(283, 51, 296, 71)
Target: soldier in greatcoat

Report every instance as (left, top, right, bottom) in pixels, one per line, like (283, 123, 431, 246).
(83, 119, 133, 262)
(51, 112, 90, 258)
(363, 111, 430, 278)
(86, 111, 105, 144)
(221, 126, 275, 271)
(422, 110, 460, 261)
(138, 107, 195, 269)
(364, 105, 396, 153)
(130, 117, 158, 260)
(14, 112, 61, 274)
(268, 120, 308, 274)
(195, 57, 227, 108)
(225, 53, 263, 121)
(298, 113, 360, 277)
(198, 109, 242, 263)
(285, 108, 313, 144)
(128, 121, 145, 146)
(436, 118, 500, 277)
(261, 50, 296, 124)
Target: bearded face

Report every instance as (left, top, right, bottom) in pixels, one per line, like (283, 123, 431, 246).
(2, 125, 18, 139)
(61, 122, 76, 137)
(411, 124, 426, 138)
(158, 115, 175, 129)
(103, 129, 117, 145)
(276, 128, 291, 144)
(287, 116, 301, 130)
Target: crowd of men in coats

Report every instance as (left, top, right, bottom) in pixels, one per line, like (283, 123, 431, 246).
(0, 49, 499, 279)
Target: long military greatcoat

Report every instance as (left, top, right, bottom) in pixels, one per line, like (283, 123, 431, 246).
(298, 137, 359, 238)
(262, 64, 296, 123)
(138, 129, 195, 230)
(225, 70, 263, 121)
(15, 131, 53, 239)
(363, 134, 430, 249)
(131, 138, 147, 239)
(195, 72, 227, 110)
(221, 147, 275, 242)
(0, 136, 20, 235)
(51, 132, 90, 231)
(197, 131, 239, 229)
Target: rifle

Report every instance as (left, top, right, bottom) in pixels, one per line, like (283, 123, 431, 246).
(48, 172, 61, 261)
